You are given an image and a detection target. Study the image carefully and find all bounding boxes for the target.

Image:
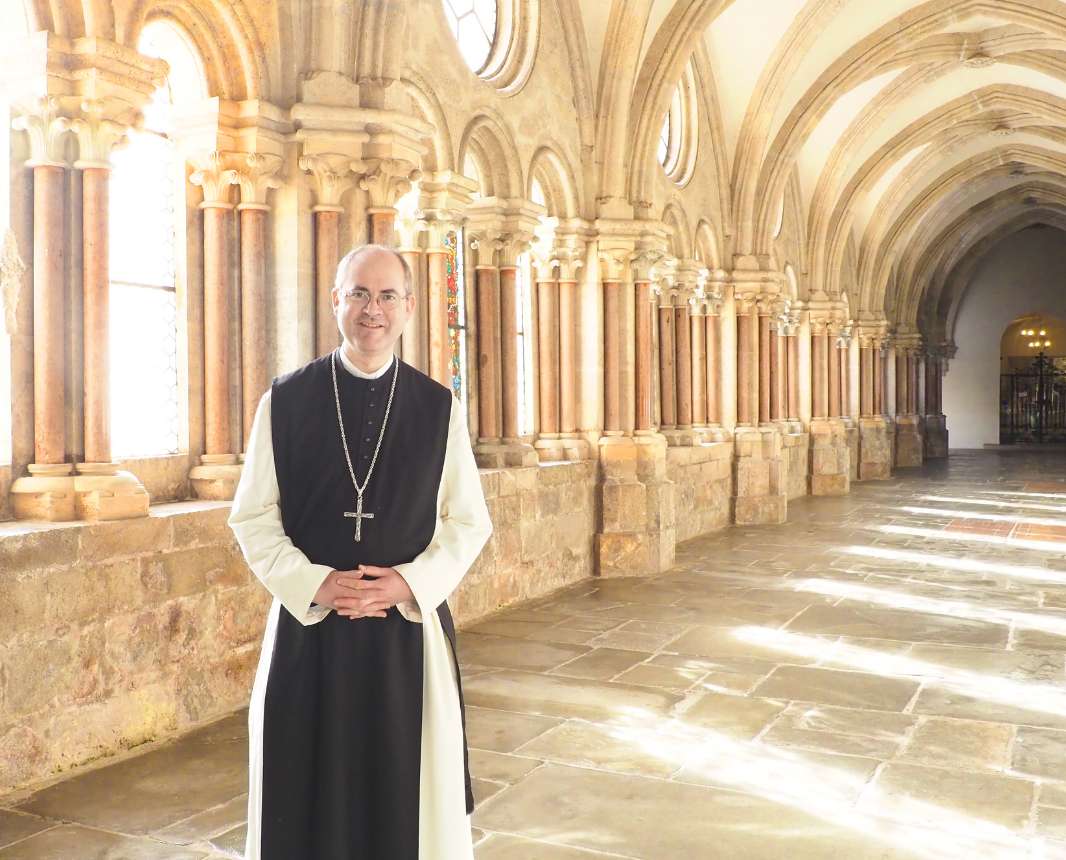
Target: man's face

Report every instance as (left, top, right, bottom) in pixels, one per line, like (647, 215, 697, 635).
(332, 249, 414, 362)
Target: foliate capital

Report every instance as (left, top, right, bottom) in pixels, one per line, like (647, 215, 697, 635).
(12, 96, 73, 167)
(190, 151, 240, 207)
(71, 99, 134, 169)
(299, 153, 355, 210)
(352, 157, 422, 209)
(234, 152, 283, 208)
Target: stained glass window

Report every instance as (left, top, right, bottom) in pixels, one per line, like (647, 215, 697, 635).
(445, 229, 469, 407)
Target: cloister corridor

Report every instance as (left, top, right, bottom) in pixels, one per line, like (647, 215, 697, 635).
(2, 451, 1066, 859)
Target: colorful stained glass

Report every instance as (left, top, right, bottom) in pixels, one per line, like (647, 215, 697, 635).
(444, 229, 468, 404)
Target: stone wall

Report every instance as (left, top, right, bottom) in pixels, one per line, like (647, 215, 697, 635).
(781, 432, 809, 500)
(450, 462, 596, 626)
(0, 463, 597, 795)
(0, 506, 266, 796)
(666, 442, 732, 543)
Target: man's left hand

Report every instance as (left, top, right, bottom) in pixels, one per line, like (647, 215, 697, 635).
(334, 565, 415, 619)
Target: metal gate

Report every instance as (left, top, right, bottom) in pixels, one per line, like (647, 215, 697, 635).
(1000, 354, 1066, 443)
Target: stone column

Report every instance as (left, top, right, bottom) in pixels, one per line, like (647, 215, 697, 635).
(299, 154, 354, 357)
(424, 237, 453, 388)
(474, 243, 501, 443)
(674, 296, 693, 436)
(11, 100, 77, 520)
(234, 154, 281, 451)
(70, 102, 151, 519)
(786, 313, 801, 426)
(658, 289, 677, 432)
(705, 297, 725, 438)
(894, 338, 924, 467)
(873, 342, 884, 417)
(189, 154, 243, 499)
(857, 328, 891, 480)
(827, 326, 841, 420)
(770, 314, 786, 423)
(736, 298, 755, 427)
(811, 320, 829, 421)
(499, 261, 520, 442)
(691, 301, 707, 434)
(757, 300, 772, 426)
(535, 259, 564, 461)
(635, 277, 656, 433)
(924, 349, 949, 458)
(595, 242, 674, 578)
(399, 244, 424, 370)
(555, 244, 588, 461)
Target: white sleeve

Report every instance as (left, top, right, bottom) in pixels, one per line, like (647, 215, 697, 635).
(393, 396, 492, 623)
(228, 390, 334, 626)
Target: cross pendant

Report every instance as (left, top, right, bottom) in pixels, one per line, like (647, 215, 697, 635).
(343, 496, 375, 542)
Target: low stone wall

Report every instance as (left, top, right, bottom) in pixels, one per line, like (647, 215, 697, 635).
(667, 442, 732, 542)
(0, 463, 597, 795)
(450, 461, 596, 625)
(0, 507, 266, 796)
(782, 432, 809, 500)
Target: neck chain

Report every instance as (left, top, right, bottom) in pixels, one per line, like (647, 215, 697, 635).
(331, 351, 399, 542)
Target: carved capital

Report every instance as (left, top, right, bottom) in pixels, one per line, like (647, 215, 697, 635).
(234, 152, 283, 208)
(71, 99, 133, 169)
(12, 97, 73, 167)
(299, 153, 355, 210)
(190, 151, 239, 207)
(352, 157, 422, 209)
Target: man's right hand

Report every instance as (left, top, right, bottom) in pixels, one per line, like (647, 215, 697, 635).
(313, 569, 388, 619)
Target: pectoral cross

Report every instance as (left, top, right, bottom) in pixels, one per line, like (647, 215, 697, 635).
(344, 496, 375, 542)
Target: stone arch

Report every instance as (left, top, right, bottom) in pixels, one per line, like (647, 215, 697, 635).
(662, 200, 692, 260)
(527, 143, 581, 218)
(783, 262, 800, 301)
(402, 71, 456, 174)
(456, 111, 524, 199)
(738, 0, 1066, 257)
(120, 0, 268, 100)
(694, 218, 722, 271)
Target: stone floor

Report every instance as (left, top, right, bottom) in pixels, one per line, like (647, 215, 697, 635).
(3, 449, 1066, 858)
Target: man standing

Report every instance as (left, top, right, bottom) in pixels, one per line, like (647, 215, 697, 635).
(229, 244, 492, 859)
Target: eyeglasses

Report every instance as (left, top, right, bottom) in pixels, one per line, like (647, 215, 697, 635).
(340, 287, 409, 309)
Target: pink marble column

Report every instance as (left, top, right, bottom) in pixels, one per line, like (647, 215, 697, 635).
(758, 306, 771, 425)
(737, 302, 754, 426)
(827, 332, 841, 420)
(603, 280, 622, 433)
(691, 304, 707, 428)
(240, 205, 270, 448)
(659, 295, 677, 429)
(538, 277, 560, 436)
(81, 166, 110, 465)
(860, 345, 874, 417)
(787, 327, 800, 421)
(896, 351, 908, 415)
(635, 280, 655, 432)
(314, 208, 341, 357)
(476, 265, 501, 440)
(811, 328, 828, 420)
(770, 324, 785, 421)
(559, 279, 579, 435)
(499, 264, 519, 440)
(426, 248, 451, 388)
(706, 307, 722, 428)
(675, 299, 692, 429)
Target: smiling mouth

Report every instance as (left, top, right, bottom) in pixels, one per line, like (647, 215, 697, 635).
(359, 321, 385, 329)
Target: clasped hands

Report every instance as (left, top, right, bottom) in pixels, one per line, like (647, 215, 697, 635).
(313, 565, 415, 619)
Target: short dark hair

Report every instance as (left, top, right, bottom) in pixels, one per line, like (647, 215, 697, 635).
(333, 244, 413, 296)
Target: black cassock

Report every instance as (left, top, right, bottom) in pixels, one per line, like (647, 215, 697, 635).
(254, 355, 474, 859)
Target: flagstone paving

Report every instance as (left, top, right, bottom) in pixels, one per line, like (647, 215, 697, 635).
(3, 450, 1066, 858)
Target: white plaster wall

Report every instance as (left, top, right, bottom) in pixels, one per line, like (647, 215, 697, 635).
(944, 226, 1066, 448)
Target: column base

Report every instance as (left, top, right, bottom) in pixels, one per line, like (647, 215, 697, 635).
(595, 434, 675, 578)
(894, 415, 924, 468)
(661, 428, 700, 447)
(534, 435, 569, 463)
(808, 418, 850, 496)
(924, 414, 949, 459)
(699, 424, 731, 443)
(858, 417, 892, 480)
(11, 463, 76, 521)
(73, 462, 150, 520)
(190, 454, 243, 501)
(475, 440, 539, 469)
(732, 427, 787, 525)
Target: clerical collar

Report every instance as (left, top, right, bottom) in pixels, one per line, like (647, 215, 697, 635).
(336, 348, 394, 380)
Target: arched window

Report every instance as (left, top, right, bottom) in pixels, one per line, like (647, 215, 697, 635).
(442, 0, 497, 73)
(109, 21, 205, 459)
(657, 62, 699, 186)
